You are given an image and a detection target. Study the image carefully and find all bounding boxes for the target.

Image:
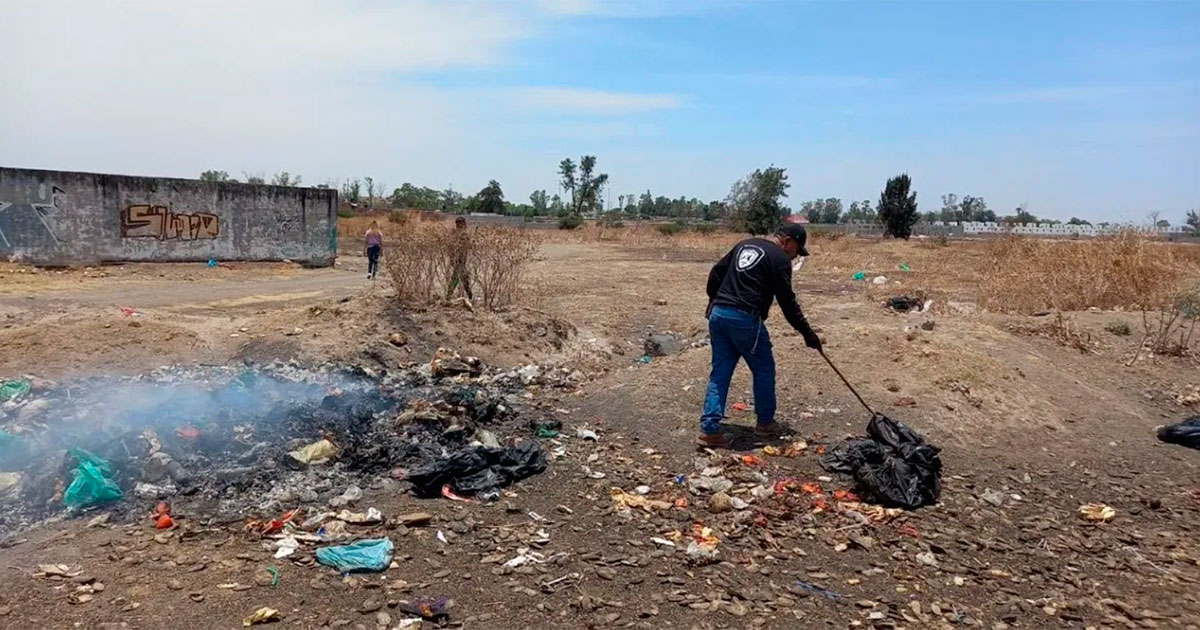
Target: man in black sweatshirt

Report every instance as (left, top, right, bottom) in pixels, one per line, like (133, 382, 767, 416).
(699, 223, 821, 448)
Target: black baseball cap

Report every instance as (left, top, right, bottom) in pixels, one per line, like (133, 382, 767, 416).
(776, 223, 810, 256)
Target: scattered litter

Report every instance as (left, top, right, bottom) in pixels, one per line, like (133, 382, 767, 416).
(63, 448, 123, 509)
(273, 536, 300, 559)
(503, 548, 546, 568)
(611, 487, 671, 512)
(1079, 503, 1116, 523)
(685, 525, 720, 565)
(315, 538, 394, 573)
(399, 595, 454, 621)
(1157, 416, 1200, 450)
(897, 263, 911, 272)
(243, 606, 280, 626)
(650, 537, 676, 548)
(731, 402, 749, 412)
(436, 530, 449, 545)
(852, 271, 866, 281)
(406, 442, 546, 498)
(328, 485, 362, 507)
(534, 421, 561, 438)
(794, 580, 842, 600)
(441, 486, 474, 503)
(637, 355, 652, 364)
(820, 413, 943, 510)
(0, 472, 22, 493)
(334, 507, 382, 524)
(688, 475, 733, 495)
(633, 485, 651, 495)
(576, 428, 598, 441)
(886, 296, 924, 312)
(0, 380, 30, 402)
(871, 275, 888, 285)
(288, 439, 338, 465)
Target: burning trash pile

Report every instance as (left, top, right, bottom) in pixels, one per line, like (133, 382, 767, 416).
(0, 351, 558, 534)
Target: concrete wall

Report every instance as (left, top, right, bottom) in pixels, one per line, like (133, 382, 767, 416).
(0, 167, 338, 266)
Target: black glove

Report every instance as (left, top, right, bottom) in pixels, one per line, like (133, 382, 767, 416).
(799, 323, 822, 350)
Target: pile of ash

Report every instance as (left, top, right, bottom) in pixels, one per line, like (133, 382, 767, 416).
(0, 353, 559, 534)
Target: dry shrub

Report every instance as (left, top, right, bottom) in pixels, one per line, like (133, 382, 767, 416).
(468, 228, 541, 310)
(978, 232, 1196, 314)
(1134, 283, 1199, 361)
(384, 223, 539, 310)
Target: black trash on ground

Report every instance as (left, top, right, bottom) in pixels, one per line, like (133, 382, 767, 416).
(1157, 416, 1200, 450)
(0, 353, 562, 533)
(820, 413, 943, 510)
(886, 296, 924, 312)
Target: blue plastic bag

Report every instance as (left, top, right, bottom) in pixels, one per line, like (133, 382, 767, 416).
(315, 538, 393, 572)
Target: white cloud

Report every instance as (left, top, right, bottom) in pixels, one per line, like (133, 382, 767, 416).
(0, 0, 537, 184)
(510, 87, 682, 114)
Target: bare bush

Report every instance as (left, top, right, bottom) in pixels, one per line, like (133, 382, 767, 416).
(1132, 284, 1199, 362)
(467, 227, 541, 310)
(384, 224, 539, 310)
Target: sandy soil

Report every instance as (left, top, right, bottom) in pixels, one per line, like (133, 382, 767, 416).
(0, 236, 1197, 629)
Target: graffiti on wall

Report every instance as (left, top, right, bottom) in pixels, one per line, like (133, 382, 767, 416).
(120, 205, 220, 241)
(0, 185, 65, 250)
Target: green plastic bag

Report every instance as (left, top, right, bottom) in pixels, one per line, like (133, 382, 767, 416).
(852, 271, 866, 281)
(0, 380, 30, 402)
(63, 448, 122, 509)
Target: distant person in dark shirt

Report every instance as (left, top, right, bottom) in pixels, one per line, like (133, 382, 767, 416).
(698, 223, 821, 448)
(364, 221, 383, 279)
(446, 216, 473, 301)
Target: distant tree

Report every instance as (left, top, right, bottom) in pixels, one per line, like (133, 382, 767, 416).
(440, 187, 464, 214)
(530, 190, 549, 215)
(960, 195, 992, 222)
(243, 172, 266, 185)
(1067, 217, 1092, 226)
(1147, 210, 1161, 227)
(477, 180, 505, 214)
(271, 171, 302, 187)
(390, 183, 440, 209)
(341, 178, 362, 203)
(939, 194, 960, 222)
(363, 176, 376, 208)
(199, 170, 232, 183)
(1155, 219, 1170, 228)
(559, 155, 609, 217)
(550, 194, 566, 217)
(1003, 205, 1038, 225)
(1186, 209, 1200, 232)
(844, 200, 876, 223)
(726, 166, 790, 235)
(878, 173, 919, 239)
(637, 190, 653, 218)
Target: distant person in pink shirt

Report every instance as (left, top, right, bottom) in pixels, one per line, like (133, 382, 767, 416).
(364, 221, 383, 279)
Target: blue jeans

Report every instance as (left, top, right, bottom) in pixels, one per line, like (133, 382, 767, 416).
(700, 305, 777, 435)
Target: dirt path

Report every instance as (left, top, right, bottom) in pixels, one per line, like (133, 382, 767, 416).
(1, 267, 367, 314)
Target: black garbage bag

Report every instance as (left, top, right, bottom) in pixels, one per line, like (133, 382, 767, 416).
(405, 441, 547, 498)
(1158, 416, 1200, 450)
(820, 413, 942, 509)
(886, 296, 923, 312)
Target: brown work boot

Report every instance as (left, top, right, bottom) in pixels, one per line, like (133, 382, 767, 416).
(754, 421, 791, 439)
(696, 432, 733, 450)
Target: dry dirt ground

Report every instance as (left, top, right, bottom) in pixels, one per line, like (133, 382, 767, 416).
(0, 234, 1198, 630)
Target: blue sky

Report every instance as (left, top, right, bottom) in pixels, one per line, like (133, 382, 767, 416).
(2, 0, 1197, 222)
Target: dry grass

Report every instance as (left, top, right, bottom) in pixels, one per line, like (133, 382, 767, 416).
(383, 223, 540, 310)
(978, 232, 1199, 314)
